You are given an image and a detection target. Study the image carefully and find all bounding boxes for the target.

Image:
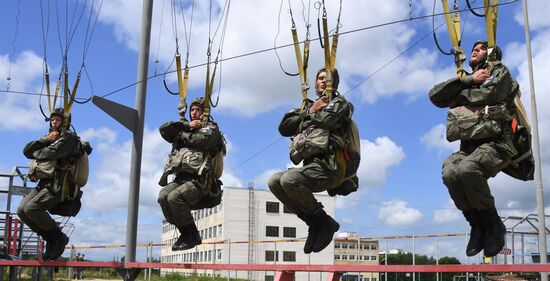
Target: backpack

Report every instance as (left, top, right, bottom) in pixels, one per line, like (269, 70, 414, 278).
(503, 95, 535, 181)
(71, 140, 92, 188)
(211, 133, 227, 179)
(328, 118, 361, 197)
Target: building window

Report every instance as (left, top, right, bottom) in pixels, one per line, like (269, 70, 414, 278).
(371, 245, 377, 250)
(265, 275, 274, 281)
(335, 243, 341, 249)
(283, 227, 296, 238)
(364, 255, 370, 260)
(349, 255, 355, 260)
(372, 278, 377, 281)
(335, 255, 341, 260)
(266, 226, 279, 237)
(283, 251, 296, 262)
(218, 224, 223, 235)
(265, 251, 279, 262)
(218, 249, 222, 260)
(342, 255, 348, 260)
(350, 244, 356, 249)
(283, 205, 294, 214)
(342, 244, 348, 249)
(371, 255, 377, 261)
(266, 201, 280, 213)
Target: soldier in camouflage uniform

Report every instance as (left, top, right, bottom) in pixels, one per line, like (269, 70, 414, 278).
(158, 97, 223, 251)
(268, 68, 353, 254)
(429, 41, 519, 257)
(18, 108, 83, 260)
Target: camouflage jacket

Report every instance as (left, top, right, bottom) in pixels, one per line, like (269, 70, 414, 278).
(279, 94, 353, 164)
(158, 119, 222, 185)
(23, 130, 81, 164)
(23, 130, 82, 193)
(159, 120, 222, 154)
(429, 62, 518, 108)
(429, 62, 519, 157)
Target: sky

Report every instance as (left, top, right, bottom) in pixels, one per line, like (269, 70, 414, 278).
(1, 0, 550, 264)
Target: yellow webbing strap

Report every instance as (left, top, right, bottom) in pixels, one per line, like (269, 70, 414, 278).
(300, 39, 310, 110)
(45, 70, 52, 112)
(52, 79, 61, 112)
(484, 0, 498, 60)
(67, 72, 81, 112)
(175, 52, 188, 102)
(322, 14, 333, 99)
(441, 0, 467, 77)
(201, 56, 216, 124)
(63, 70, 69, 112)
(291, 24, 309, 110)
(329, 33, 339, 70)
(514, 95, 531, 133)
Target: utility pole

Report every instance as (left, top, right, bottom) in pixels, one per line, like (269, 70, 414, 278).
(92, 0, 153, 280)
(523, 1, 548, 280)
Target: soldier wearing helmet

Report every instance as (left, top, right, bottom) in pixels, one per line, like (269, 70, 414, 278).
(429, 41, 520, 257)
(268, 68, 355, 254)
(18, 108, 86, 260)
(158, 97, 225, 251)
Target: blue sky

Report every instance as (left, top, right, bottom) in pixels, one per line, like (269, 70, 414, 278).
(1, 0, 549, 263)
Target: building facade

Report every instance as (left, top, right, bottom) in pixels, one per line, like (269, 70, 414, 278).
(160, 186, 335, 281)
(334, 232, 380, 281)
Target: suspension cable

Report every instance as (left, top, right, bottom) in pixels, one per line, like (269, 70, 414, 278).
(2, 0, 518, 101)
(6, 0, 22, 92)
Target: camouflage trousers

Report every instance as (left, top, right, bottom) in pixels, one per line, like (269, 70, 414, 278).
(268, 159, 343, 215)
(158, 176, 205, 227)
(442, 142, 507, 211)
(17, 186, 61, 235)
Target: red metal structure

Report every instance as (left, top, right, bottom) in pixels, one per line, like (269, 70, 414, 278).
(1, 260, 550, 281)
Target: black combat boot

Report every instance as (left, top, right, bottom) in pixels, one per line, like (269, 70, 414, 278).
(44, 228, 69, 260)
(171, 225, 187, 251)
(311, 210, 340, 253)
(481, 207, 506, 257)
(463, 210, 485, 256)
(174, 223, 202, 251)
(297, 213, 319, 254)
(40, 231, 54, 260)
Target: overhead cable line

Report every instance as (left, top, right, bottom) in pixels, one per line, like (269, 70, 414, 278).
(1, 0, 518, 101)
(6, 0, 22, 92)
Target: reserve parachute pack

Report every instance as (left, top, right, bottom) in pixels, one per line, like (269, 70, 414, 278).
(289, 126, 330, 165)
(446, 104, 509, 142)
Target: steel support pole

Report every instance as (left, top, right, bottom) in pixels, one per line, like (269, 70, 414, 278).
(125, 0, 153, 268)
(523, 1, 548, 281)
(412, 235, 415, 281)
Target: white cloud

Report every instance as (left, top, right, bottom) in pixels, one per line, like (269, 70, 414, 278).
(94, 0, 454, 117)
(514, 1, 550, 31)
(67, 217, 160, 261)
(379, 199, 423, 226)
(221, 171, 244, 188)
(252, 169, 280, 190)
(433, 200, 461, 224)
(358, 137, 405, 189)
(81, 127, 168, 215)
(0, 51, 47, 131)
(421, 124, 459, 153)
